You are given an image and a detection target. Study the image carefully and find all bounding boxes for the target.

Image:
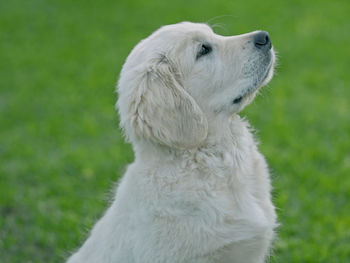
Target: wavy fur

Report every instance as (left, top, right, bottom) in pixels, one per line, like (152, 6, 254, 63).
(68, 22, 277, 263)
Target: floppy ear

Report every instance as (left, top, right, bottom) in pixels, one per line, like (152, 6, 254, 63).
(119, 57, 208, 149)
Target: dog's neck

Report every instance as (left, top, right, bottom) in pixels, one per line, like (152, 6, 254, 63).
(132, 113, 251, 162)
(206, 112, 242, 141)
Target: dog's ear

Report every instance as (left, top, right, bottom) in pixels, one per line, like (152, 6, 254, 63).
(118, 57, 208, 149)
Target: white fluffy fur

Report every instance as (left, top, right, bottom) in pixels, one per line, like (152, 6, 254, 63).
(67, 22, 277, 263)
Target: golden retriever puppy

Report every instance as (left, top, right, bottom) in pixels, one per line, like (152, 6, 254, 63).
(68, 22, 277, 263)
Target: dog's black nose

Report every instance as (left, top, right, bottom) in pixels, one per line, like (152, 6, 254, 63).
(254, 31, 271, 51)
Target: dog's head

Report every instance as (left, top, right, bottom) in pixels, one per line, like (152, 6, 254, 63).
(117, 22, 275, 149)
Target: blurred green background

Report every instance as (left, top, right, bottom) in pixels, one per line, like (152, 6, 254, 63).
(1, 0, 349, 262)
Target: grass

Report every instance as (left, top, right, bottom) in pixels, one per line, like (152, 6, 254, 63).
(0, 0, 349, 262)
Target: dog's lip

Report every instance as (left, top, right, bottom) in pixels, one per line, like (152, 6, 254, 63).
(232, 90, 253, 104)
(233, 96, 243, 104)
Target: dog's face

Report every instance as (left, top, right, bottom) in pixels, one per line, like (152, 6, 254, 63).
(180, 23, 275, 114)
(117, 22, 275, 149)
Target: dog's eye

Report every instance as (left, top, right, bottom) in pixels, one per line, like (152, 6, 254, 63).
(197, 43, 212, 59)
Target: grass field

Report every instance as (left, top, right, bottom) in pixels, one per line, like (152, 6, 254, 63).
(1, 0, 349, 262)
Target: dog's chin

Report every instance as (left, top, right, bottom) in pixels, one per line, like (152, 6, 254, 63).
(260, 59, 275, 87)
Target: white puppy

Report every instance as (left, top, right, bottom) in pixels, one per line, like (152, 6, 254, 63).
(68, 22, 277, 263)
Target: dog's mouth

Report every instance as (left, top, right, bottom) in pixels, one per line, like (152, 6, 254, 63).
(232, 59, 274, 105)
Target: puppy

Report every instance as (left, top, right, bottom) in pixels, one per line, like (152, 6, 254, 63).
(68, 22, 277, 263)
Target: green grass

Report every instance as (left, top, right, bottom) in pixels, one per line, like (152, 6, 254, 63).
(1, 0, 349, 262)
